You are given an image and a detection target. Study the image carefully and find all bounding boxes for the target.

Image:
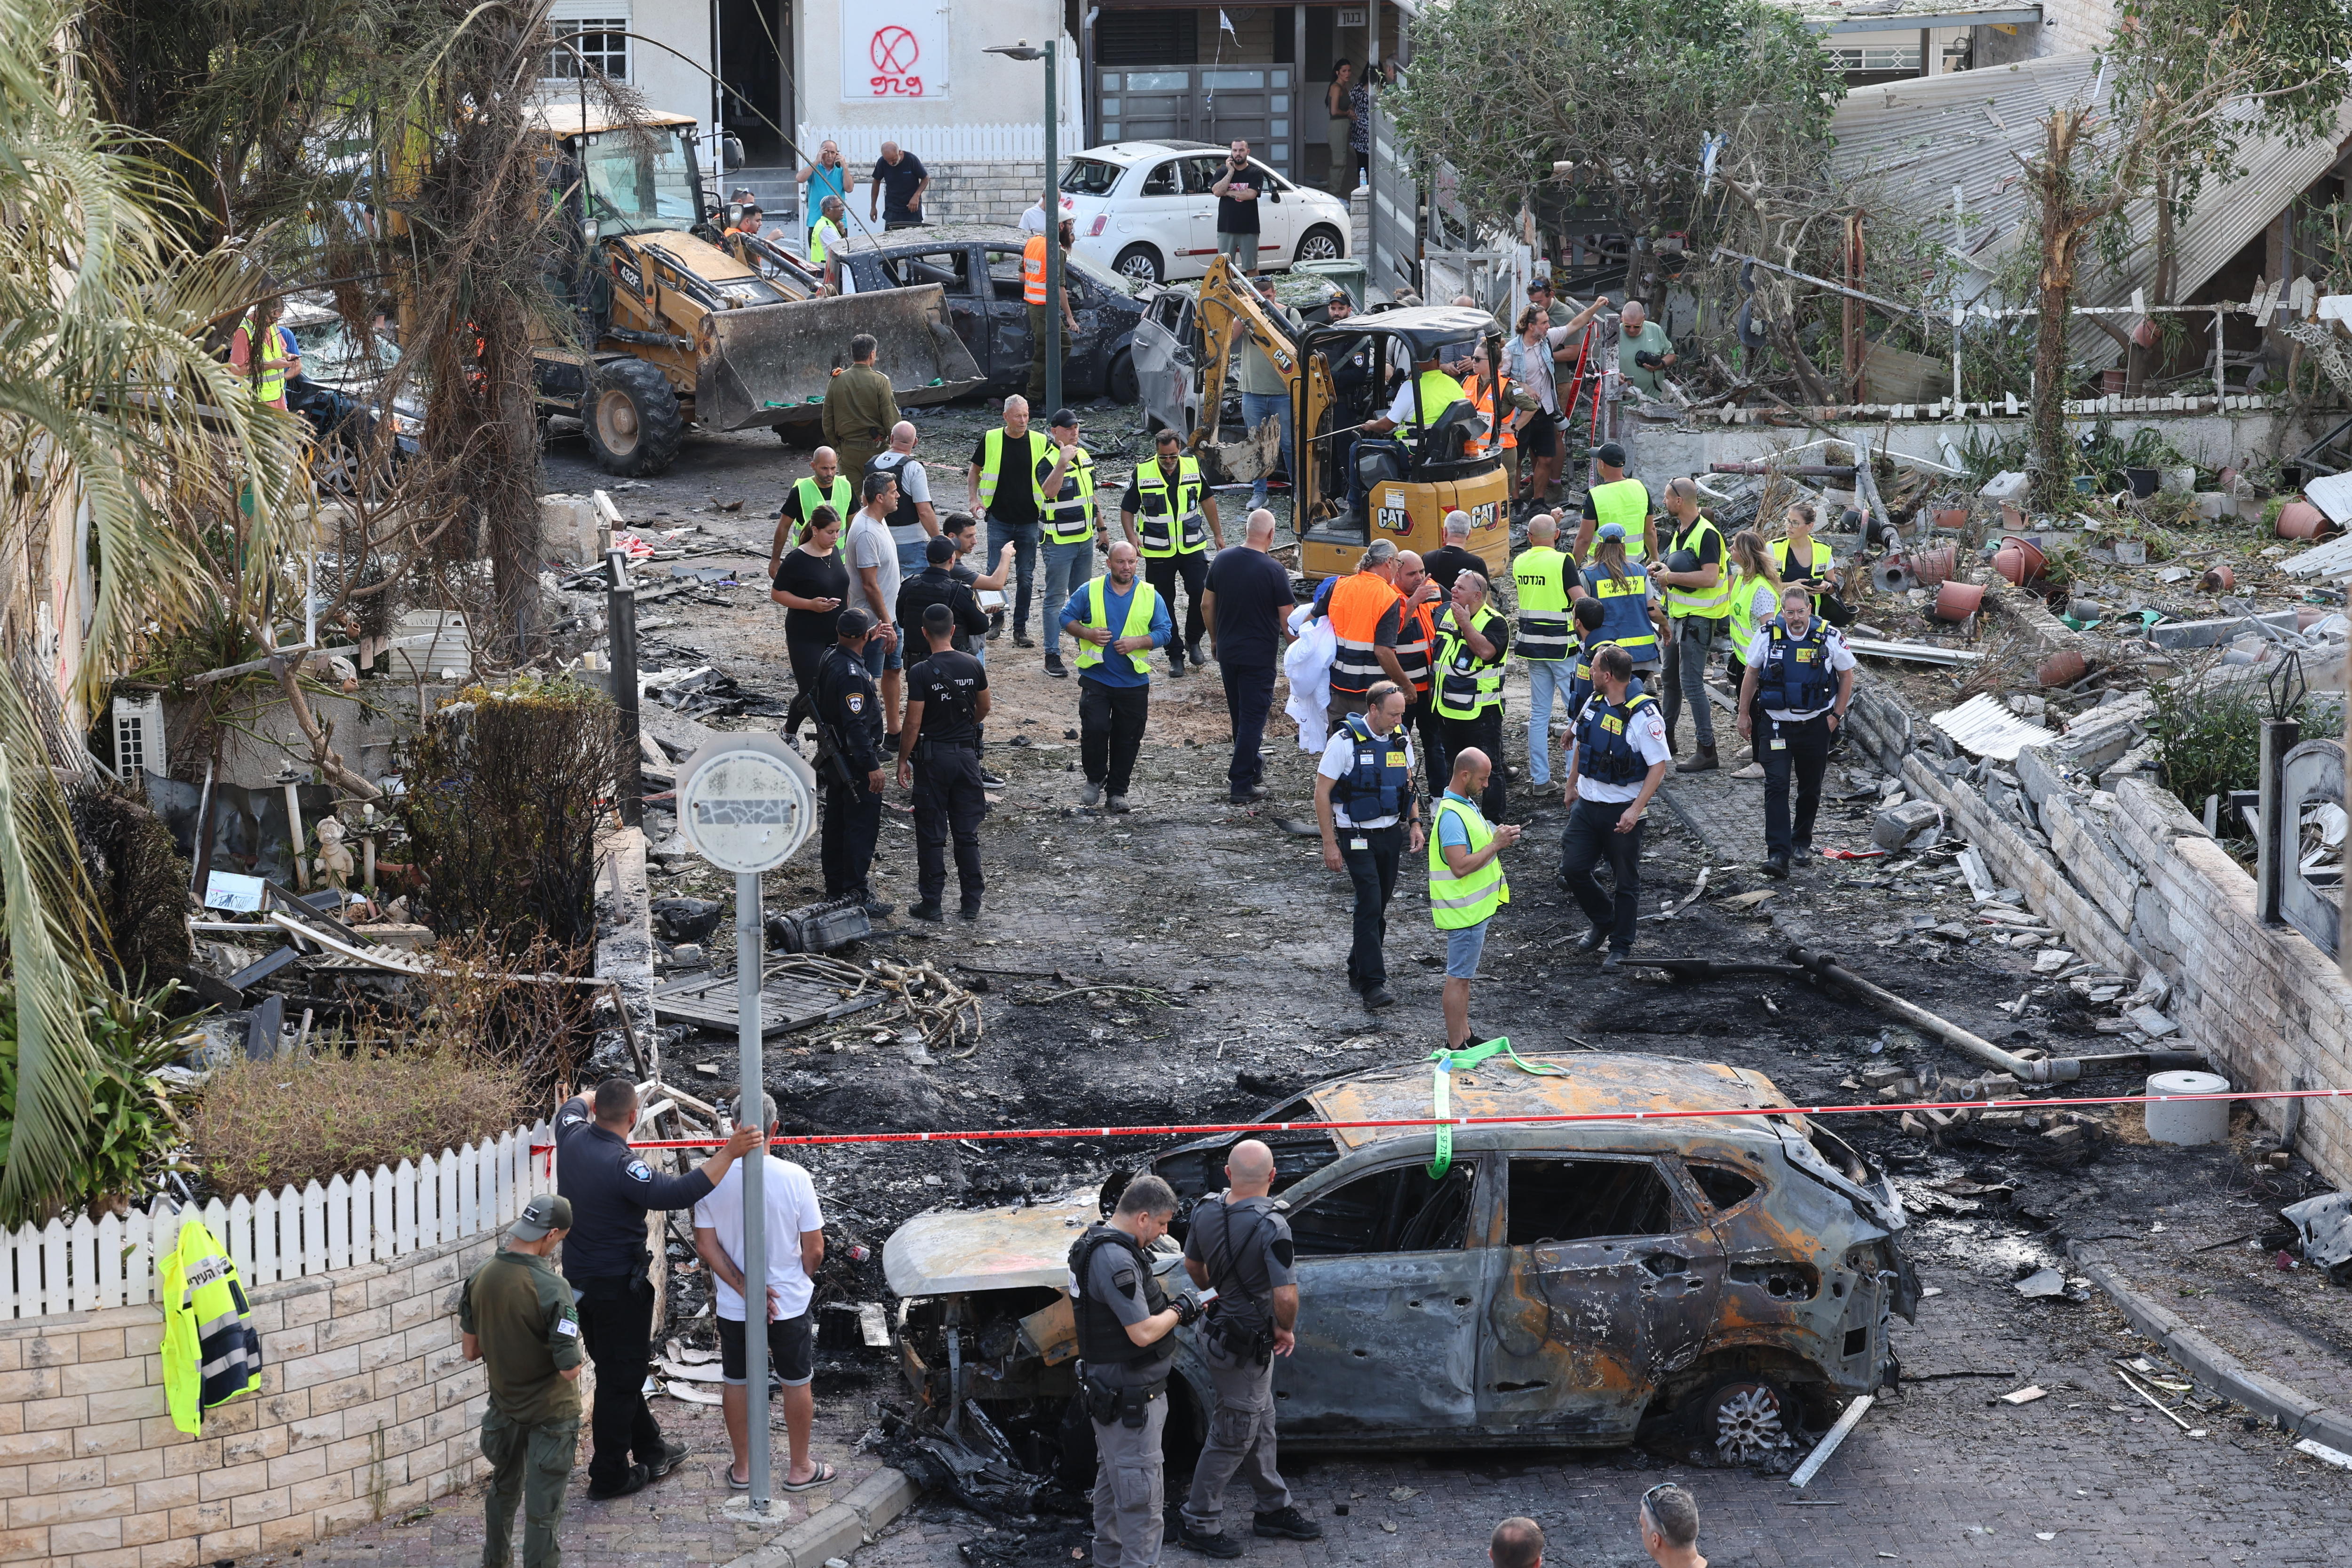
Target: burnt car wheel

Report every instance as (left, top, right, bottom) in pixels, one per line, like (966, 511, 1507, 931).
(1107, 348, 1139, 405)
(1294, 224, 1344, 266)
(1113, 244, 1163, 285)
(1690, 1375, 1796, 1466)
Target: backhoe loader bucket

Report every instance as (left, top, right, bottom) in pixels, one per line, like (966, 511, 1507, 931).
(695, 284, 983, 432)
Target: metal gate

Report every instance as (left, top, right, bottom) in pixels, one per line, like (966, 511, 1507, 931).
(1366, 91, 1417, 299)
(1101, 65, 1296, 175)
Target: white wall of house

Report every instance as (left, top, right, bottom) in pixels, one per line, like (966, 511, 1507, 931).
(547, 1, 715, 125)
(797, 0, 1081, 165)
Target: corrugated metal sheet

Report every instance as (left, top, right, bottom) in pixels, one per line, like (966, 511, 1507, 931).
(1931, 692, 2058, 760)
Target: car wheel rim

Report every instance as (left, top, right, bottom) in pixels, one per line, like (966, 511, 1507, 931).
(597, 390, 640, 454)
(1301, 234, 1338, 261)
(1712, 1382, 1790, 1465)
(1119, 255, 1156, 282)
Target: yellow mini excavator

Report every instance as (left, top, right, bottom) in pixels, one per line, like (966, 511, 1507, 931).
(1175, 255, 1510, 581)
(526, 107, 983, 476)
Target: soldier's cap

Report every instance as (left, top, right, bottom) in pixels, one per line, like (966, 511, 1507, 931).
(1595, 441, 1628, 467)
(1597, 522, 1628, 541)
(1049, 408, 1080, 430)
(837, 606, 875, 638)
(509, 1194, 572, 1242)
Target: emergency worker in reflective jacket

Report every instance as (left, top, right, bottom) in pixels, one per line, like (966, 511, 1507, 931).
(1177, 1141, 1322, 1557)
(1737, 582, 1857, 879)
(1070, 1175, 1203, 1568)
(1560, 645, 1670, 971)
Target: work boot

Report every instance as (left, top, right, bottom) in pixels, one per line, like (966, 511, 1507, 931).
(1168, 657, 1189, 677)
(1105, 795, 1132, 814)
(1012, 629, 1035, 649)
(1574, 925, 1609, 954)
(1600, 951, 1625, 974)
(1676, 746, 1720, 774)
(979, 766, 1007, 786)
(861, 898, 895, 919)
(1044, 653, 1070, 678)
(1762, 851, 1790, 880)
(588, 1465, 650, 1502)
(1177, 1526, 1245, 1559)
(1082, 780, 1103, 807)
(1189, 645, 1207, 667)
(1254, 1507, 1325, 1541)
(646, 1440, 690, 1480)
(1362, 984, 1398, 1011)
(908, 901, 945, 923)
(959, 900, 984, 921)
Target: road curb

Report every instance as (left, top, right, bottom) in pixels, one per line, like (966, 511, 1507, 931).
(717, 1466, 924, 1568)
(2068, 1240, 2352, 1453)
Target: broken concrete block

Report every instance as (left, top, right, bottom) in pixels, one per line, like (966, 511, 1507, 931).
(2040, 1122, 2087, 1151)
(1981, 470, 2031, 502)
(542, 493, 602, 565)
(2193, 492, 2231, 521)
(2126, 1005, 2179, 1038)
(1872, 800, 1943, 852)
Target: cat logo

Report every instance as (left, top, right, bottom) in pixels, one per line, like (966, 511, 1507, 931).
(1377, 503, 1410, 537)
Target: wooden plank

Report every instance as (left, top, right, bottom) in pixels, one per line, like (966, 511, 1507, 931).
(67, 1217, 97, 1316)
(41, 1220, 67, 1316)
(326, 1175, 351, 1270)
(395, 1160, 418, 1255)
(95, 1214, 123, 1309)
(225, 1196, 255, 1295)
(439, 1147, 461, 1248)
(302, 1182, 328, 1274)
(372, 1165, 396, 1261)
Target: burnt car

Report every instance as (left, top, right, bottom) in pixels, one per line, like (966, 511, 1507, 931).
(884, 1053, 1917, 1466)
(838, 224, 1145, 405)
(280, 297, 420, 495)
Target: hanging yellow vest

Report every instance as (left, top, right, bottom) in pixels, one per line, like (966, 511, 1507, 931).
(161, 1218, 263, 1435)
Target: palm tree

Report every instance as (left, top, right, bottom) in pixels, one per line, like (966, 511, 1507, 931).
(0, 0, 309, 1225)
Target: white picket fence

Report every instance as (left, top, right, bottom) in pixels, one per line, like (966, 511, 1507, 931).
(795, 119, 1084, 167)
(0, 1119, 554, 1322)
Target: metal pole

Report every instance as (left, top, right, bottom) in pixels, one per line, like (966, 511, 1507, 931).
(738, 869, 771, 1512)
(609, 549, 644, 828)
(2258, 716, 2300, 925)
(1044, 44, 1064, 419)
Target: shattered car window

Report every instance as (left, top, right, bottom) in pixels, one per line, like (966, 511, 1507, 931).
(1686, 1163, 1761, 1214)
(1290, 1162, 1476, 1257)
(1505, 1158, 1675, 1245)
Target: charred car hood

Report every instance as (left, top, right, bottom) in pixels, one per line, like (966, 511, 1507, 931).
(885, 1194, 1183, 1297)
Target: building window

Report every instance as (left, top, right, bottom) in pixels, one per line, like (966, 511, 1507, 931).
(1825, 45, 1922, 73)
(550, 17, 629, 81)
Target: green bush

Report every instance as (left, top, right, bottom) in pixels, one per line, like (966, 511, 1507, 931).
(2148, 672, 2311, 818)
(189, 1047, 523, 1200)
(0, 983, 202, 1220)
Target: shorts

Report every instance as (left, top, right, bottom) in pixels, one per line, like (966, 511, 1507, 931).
(1443, 919, 1490, 979)
(1519, 408, 1560, 459)
(862, 632, 904, 676)
(718, 1311, 816, 1388)
(1216, 230, 1258, 266)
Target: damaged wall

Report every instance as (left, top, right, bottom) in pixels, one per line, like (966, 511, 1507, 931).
(1846, 685, 2352, 1189)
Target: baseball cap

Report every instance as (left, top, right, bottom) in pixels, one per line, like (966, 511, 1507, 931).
(1049, 408, 1079, 430)
(837, 606, 875, 638)
(1597, 522, 1628, 541)
(509, 1194, 572, 1242)
(1595, 441, 1628, 467)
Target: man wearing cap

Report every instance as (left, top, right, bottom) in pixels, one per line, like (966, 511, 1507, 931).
(813, 606, 893, 913)
(1652, 477, 1730, 772)
(463, 1194, 583, 1568)
(1570, 442, 1650, 565)
(553, 1085, 760, 1501)
(1036, 409, 1101, 679)
(897, 601, 992, 920)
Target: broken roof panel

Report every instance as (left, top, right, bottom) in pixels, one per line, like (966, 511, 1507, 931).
(1931, 692, 2059, 760)
(1783, 0, 2043, 30)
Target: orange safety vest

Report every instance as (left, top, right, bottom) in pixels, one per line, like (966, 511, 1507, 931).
(1023, 234, 1049, 306)
(1327, 571, 1401, 698)
(1463, 373, 1517, 456)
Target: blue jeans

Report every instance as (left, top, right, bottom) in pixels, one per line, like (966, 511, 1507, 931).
(1240, 392, 1292, 506)
(988, 517, 1043, 634)
(894, 533, 930, 580)
(1525, 658, 1571, 787)
(1041, 537, 1095, 656)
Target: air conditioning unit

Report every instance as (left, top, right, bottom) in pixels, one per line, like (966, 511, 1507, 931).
(111, 693, 167, 777)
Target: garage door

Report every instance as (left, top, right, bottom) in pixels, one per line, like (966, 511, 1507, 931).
(1100, 66, 1295, 175)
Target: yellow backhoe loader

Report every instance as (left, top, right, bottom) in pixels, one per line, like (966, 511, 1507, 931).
(1159, 256, 1510, 581)
(528, 107, 984, 476)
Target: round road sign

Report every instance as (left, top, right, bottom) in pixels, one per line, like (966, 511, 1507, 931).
(675, 733, 818, 874)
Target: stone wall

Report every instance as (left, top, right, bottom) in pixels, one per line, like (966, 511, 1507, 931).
(923, 159, 1048, 231)
(1844, 686, 2352, 1188)
(0, 1230, 498, 1568)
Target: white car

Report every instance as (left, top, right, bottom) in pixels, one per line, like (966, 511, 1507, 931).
(1058, 140, 1351, 287)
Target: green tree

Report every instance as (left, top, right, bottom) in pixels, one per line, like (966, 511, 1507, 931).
(1386, 0, 1840, 304)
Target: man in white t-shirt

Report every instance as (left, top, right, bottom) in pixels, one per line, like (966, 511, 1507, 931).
(691, 1092, 830, 1492)
(1737, 581, 1857, 879)
(846, 471, 906, 736)
(1559, 644, 1670, 971)
(1313, 681, 1423, 1013)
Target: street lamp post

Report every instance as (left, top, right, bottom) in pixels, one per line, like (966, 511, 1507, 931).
(985, 38, 1062, 416)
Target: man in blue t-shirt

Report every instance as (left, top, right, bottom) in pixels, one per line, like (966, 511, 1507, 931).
(1061, 542, 1173, 814)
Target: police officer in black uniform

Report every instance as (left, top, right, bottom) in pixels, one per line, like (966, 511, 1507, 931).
(554, 1078, 760, 1499)
(1070, 1174, 1203, 1568)
(1176, 1140, 1321, 1557)
(811, 607, 891, 914)
(896, 602, 991, 922)
(896, 533, 991, 653)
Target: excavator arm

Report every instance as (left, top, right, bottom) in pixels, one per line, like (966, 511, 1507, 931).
(1190, 256, 1339, 524)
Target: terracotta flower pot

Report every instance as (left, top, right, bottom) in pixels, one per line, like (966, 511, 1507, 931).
(2198, 564, 2233, 593)
(1934, 508, 1969, 531)
(1910, 543, 1957, 588)
(2037, 648, 2089, 687)
(1992, 535, 2046, 587)
(2278, 500, 2329, 540)
(1933, 580, 1985, 621)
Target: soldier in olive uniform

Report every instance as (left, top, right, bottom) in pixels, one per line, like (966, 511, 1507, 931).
(1069, 1175, 1204, 1568)
(461, 1194, 584, 1568)
(1176, 1140, 1322, 1557)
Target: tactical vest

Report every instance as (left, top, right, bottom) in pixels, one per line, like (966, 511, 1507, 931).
(1755, 617, 1836, 713)
(1036, 446, 1098, 544)
(1430, 603, 1506, 720)
(1587, 477, 1650, 560)
(790, 475, 856, 554)
(1428, 795, 1508, 929)
(1074, 575, 1161, 676)
(1663, 513, 1732, 620)
(1567, 635, 1650, 715)
(1577, 690, 1661, 786)
(866, 452, 927, 546)
(1336, 710, 1411, 824)
(1068, 1223, 1170, 1368)
(1132, 455, 1208, 557)
(161, 1218, 263, 1435)
(1583, 563, 1660, 659)
(1511, 546, 1573, 662)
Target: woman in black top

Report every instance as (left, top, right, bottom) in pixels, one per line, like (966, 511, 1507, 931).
(773, 508, 849, 741)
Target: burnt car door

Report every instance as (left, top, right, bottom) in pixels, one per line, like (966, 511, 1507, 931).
(1132, 287, 1200, 439)
(1271, 1154, 1486, 1441)
(982, 244, 1035, 386)
(1476, 1154, 1725, 1441)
